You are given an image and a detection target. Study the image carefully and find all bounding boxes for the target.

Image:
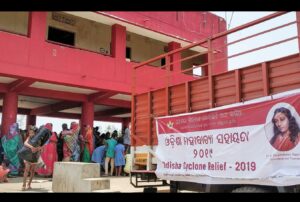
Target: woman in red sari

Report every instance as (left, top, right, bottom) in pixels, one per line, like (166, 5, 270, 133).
(270, 107, 300, 151)
(36, 123, 57, 177)
(81, 125, 93, 162)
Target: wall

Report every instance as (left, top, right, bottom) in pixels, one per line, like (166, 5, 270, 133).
(47, 12, 112, 55)
(0, 12, 29, 35)
(126, 31, 166, 66)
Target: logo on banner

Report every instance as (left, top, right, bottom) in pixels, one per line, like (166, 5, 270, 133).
(167, 121, 174, 129)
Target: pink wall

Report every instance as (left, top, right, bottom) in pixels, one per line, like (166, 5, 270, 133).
(100, 12, 226, 43)
(0, 12, 227, 95)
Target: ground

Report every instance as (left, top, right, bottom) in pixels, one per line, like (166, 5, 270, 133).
(0, 176, 171, 193)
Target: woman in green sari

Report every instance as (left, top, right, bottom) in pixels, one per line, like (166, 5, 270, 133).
(1, 123, 23, 175)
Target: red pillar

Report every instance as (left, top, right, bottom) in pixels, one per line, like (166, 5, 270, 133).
(28, 12, 47, 67)
(26, 115, 36, 128)
(111, 24, 127, 81)
(81, 101, 94, 131)
(111, 24, 126, 60)
(1, 92, 18, 137)
(168, 41, 182, 72)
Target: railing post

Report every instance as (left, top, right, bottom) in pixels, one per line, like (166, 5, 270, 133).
(148, 92, 152, 146)
(262, 62, 270, 96)
(165, 87, 170, 116)
(165, 56, 171, 87)
(131, 66, 136, 146)
(296, 12, 300, 53)
(185, 81, 191, 112)
(235, 69, 241, 102)
(207, 39, 215, 108)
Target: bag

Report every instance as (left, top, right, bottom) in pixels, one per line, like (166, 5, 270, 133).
(124, 154, 132, 174)
(17, 146, 39, 163)
(29, 127, 51, 147)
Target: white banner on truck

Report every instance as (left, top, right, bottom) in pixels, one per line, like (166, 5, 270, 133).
(155, 90, 300, 186)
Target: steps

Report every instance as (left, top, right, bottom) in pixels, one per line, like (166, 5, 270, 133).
(82, 178, 110, 192)
(52, 162, 110, 192)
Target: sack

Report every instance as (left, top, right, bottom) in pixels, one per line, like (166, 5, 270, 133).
(124, 154, 132, 174)
(17, 146, 39, 163)
(29, 127, 51, 147)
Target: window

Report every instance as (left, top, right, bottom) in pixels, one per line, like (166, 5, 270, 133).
(47, 26, 75, 46)
(126, 47, 131, 59)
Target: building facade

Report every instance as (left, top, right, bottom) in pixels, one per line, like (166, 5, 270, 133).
(0, 12, 227, 136)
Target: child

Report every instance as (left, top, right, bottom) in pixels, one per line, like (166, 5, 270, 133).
(0, 160, 10, 183)
(114, 137, 125, 176)
(104, 132, 117, 176)
(21, 125, 43, 190)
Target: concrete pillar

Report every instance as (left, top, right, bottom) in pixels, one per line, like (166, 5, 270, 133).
(111, 24, 126, 60)
(26, 115, 36, 128)
(28, 12, 47, 67)
(28, 12, 47, 41)
(168, 41, 182, 72)
(81, 101, 94, 132)
(1, 92, 18, 136)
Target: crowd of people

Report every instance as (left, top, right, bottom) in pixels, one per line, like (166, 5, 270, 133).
(0, 122, 131, 190)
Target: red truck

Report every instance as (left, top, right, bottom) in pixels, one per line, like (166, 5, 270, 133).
(130, 11, 300, 192)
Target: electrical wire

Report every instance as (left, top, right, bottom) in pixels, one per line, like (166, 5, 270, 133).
(228, 12, 234, 29)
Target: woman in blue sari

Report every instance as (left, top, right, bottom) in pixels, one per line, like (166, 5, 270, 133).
(1, 123, 23, 175)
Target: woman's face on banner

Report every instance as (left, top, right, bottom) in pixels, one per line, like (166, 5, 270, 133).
(274, 112, 289, 133)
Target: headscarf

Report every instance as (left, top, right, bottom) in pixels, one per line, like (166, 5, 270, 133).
(44, 123, 53, 132)
(7, 123, 19, 140)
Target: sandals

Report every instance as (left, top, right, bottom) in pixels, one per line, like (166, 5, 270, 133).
(21, 186, 26, 191)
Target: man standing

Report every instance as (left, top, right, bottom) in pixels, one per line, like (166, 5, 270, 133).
(123, 124, 131, 154)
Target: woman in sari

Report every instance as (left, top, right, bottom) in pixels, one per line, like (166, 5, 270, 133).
(270, 107, 300, 151)
(1, 123, 23, 176)
(62, 122, 80, 162)
(81, 125, 93, 162)
(36, 123, 57, 177)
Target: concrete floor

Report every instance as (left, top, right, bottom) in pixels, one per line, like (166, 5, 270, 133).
(0, 176, 171, 193)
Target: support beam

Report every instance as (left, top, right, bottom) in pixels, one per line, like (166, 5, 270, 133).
(21, 87, 88, 102)
(94, 98, 131, 108)
(0, 83, 8, 93)
(94, 108, 131, 117)
(7, 79, 35, 93)
(41, 112, 81, 120)
(0, 106, 31, 115)
(88, 91, 117, 102)
(94, 116, 123, 123)
(30, 101, 82, 115)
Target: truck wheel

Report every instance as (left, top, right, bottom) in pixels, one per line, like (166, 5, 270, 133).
(232, 186, 270, 193)
(170, 181, 178, 193)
